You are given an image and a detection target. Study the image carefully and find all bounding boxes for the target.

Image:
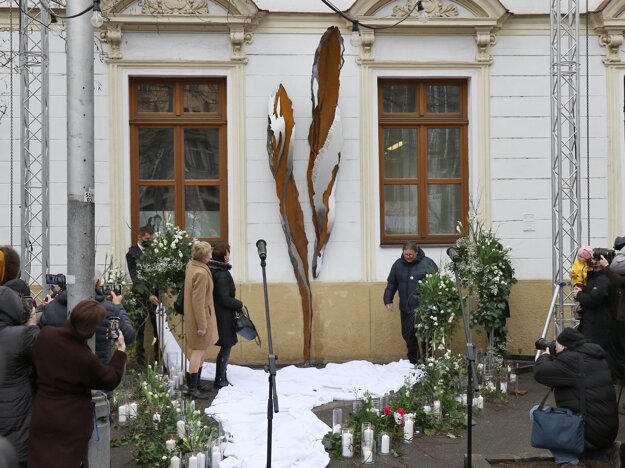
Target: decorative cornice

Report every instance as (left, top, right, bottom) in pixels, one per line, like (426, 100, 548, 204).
(475, 28, 496, 64)
(357, 29, 375, 63)
(140, 0, 209, 15)
(599, 29, 624, 63)
(100, 23, 123, 60)
(229, 26, 253, 63)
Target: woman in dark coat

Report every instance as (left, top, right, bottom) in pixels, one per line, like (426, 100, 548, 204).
(209, 243, 243, 389)
(0, 286, 39, 468)
(28, 299, 127, 468)
(573, 258, 615, 351)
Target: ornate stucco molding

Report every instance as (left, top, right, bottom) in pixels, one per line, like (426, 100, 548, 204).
(100, 23, 123, 60)
(475, 28, 496, 64)
(229, 26, 253, 63)
(599, 30, 624, 64)
(392, 0, 458, 18)
(357, 29, 375, 63)
(140, 0, 209, 15)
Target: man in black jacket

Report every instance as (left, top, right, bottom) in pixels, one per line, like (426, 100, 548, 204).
(533, 328, 618, 467)
(383, 241, 438, 364)
(126, 225, 160, 367)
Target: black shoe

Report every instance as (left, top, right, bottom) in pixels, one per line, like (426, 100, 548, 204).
(214, 378, 228, 389)
(186, 373, 210, 400)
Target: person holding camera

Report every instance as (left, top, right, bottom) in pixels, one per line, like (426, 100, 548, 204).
(28, 299, 127, 468)
(572, 249, 616, 352)
(533, 328, 618, 467)
(94, 284, 136, 365)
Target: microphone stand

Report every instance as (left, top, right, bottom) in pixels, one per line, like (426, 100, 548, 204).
(259, 251, 279, 468)
(450, 261, 479, 468)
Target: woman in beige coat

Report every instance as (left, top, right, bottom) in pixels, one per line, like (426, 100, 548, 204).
(184, 241, 218, 398)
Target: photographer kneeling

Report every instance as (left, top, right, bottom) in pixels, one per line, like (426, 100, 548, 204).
(533, 328, 618, 467)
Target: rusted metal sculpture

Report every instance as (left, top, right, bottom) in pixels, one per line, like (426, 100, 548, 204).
(307, 26, 344, 279)
(267, 85, 314, 362)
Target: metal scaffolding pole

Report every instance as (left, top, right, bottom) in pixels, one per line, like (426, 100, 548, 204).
(19, 0, 50, 301)
(549, 0, 582, 337)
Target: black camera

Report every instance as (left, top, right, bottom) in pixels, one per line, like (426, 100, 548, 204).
(535, 337, 557, 355)
(102, 284, 123, 296)
(592, 248, 615, 264)
(45, 273, 66, 288)
(107, 317, 119, 340)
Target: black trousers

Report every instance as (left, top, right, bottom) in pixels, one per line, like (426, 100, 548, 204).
(135, 304, 159, 365)
(400, 309, 428, 364)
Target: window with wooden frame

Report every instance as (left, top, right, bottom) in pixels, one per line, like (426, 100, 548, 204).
(378, 78, 469, 245)
(129, 77, 228, 243)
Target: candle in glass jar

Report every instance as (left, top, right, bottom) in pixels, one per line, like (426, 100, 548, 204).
(403, 419, 414, 442)
(197, 452, 205, 467)
(211, 446, 221, 466)
(176, 420, 185, 438)
(362, 446, 373, 463)
(341, 432, 353, 457)
(129, 402, 138, 419)
(165, 438, 175, 451)
(170, 455, 180, 468)
(476, 395, 484, 410)
(380, 434, 390, 454)
(433, 400, 441, 413)
(363, 427, 373, 446)
(118, 404, 128, 424)
(500, 381, 508, 393)
(187, 455, 198, 468)
(332, 423, 341, 434)
(422, 404, 431, 414)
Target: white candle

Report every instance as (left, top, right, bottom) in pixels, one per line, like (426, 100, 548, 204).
(362, 446, 373, 463)
(403, 419, 414, 442)
(176, 420, 186, 438)
(129, 402, 138, 419)
(500, 381, 508, 393)
(476, 395, 484, 410)
(197, 452, 205, 467)
(332, 423, 341, 434)
(423, 404, 431, 414)
(165, 438, 175, 451)
(341, 432, 353, 457)
(461, 394, 467, 405)
(118, 404, 128, 424)
(363, 428, 373, 446)
(433, 400, 441, 413)
(510, 373, 517, 383)
(170, 455, 180, 468)
(380, 434, 390, 454)
(187, 455, 198, 468)
(211, 446, 221, 467)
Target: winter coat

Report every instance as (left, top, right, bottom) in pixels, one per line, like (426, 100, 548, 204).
(576, 269, 615, 350)
(28, 322, 126, 468)
(94, 291, 137, 364)
(605, 266, 625, 322)
(184, 260, 218, 349)
(534, 337, 618, 450)
(209, 260, 243, 348)
(39, 289, 68, 327)
(0, 286, 39, 463)
(612, 246, 625, 275)
(126, 244, 157, 305)
(383, 249, 438, 313)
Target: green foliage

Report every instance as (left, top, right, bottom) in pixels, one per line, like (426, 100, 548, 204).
(321, 432, 343, 459)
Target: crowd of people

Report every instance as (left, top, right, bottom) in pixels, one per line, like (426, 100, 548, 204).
(0, 230, 245, 466)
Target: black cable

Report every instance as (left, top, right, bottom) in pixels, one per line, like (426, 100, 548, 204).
(320, 0, 421, 31)
(585, 0, 590, 243)
(39, 1, 94, 19)
(10, 3, 14, 246)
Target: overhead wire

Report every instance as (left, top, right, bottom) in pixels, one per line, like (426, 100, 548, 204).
(10, 2, 14, 246)
(319, 0, 420, 31)
(585, 0, 590, 244)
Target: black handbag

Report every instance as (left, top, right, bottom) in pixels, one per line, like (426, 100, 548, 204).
(233, 305, 261, 346)
(174, 291, 184, 315)
(530, 354, 586, 455)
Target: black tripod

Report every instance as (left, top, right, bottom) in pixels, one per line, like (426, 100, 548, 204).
(449, 251, 479, 468)
(256, 239, 279, 468)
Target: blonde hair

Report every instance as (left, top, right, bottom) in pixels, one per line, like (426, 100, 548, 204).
(192, 241, 212, 261)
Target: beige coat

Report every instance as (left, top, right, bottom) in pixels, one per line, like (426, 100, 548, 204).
(184, 260, 218, 349)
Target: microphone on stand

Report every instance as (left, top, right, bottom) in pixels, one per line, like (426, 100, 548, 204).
(446, 246, 461, 263)
(256, 239, 267, 261)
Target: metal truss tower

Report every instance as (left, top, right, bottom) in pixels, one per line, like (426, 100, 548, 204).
(19, 0, 50, 300)
(549, 0, 582, 336)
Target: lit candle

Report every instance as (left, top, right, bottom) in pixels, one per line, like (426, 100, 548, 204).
(380, 434, 390, 454)
(187, 455, 198, 468)
(211, 446, 221, 467)
(363, 427, 373, 446)
(341, 432, 353, 457)
(197, 452, 205, 467)
(332, 423, 341, 434)
(403, 419, 414, 442)
(165, 438, 175, 451)
(129, 402, 138, 419)
(362, 446, 373, 463)
(176, 420, 185, 439)
(118, 404, 128, 424)
(170, 455, 180, 468)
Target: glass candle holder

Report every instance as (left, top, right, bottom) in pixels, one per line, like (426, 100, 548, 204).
(332, 408, 342, 434)
(341, 427, 354, 458)
(403, 414, 415, 444)
(186, 452, 200, 468)
(378, 431, 392, 455)
(209, 440, 222, 467)
(361, 422, 374, 464)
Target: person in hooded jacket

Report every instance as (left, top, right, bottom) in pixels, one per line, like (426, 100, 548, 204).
(533, 328, 618, 467)
(39, 287, 68, 327)
(383, 241, 438, 364)
(209, 243, 243, 389)
(0, 286, 39, 468)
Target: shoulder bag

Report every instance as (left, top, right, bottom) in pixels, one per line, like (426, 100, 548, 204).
(530, 354, 586, 455)
(233, 305, 261, 346)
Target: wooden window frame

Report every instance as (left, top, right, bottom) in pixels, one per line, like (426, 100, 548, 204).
(378, 78, 469, 245)
(129, 77, 228, 243)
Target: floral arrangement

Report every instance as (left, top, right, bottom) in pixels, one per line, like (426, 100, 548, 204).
(455, 216, 516, 352)
(413, 272, 461, 353)
(137, 222, 195, 304)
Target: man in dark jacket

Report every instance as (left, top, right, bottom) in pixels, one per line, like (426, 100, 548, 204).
(533, 328, 618, 466)
(383, 241, 438, 364)
(126, 225, 160, 366)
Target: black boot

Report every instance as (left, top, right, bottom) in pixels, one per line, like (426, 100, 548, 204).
(214, 357, 228, 389)
(197, 367, 212, 391)
(187, 373, 210, 400)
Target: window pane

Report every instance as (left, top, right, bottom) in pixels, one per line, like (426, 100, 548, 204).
(383, 128, 417, 179)
(183, 84, 220, 113)
(428, 184, 460, 234)
(139, 186, 175, 232)
(184, 128, 219, 180)
(185, 186, 220, 237)
(382, 84, 417, 113)
(137, 84, 173, 112)
(427, 128, 460, 178)
(139, 128, 174, 180)
(426, 85, 460, 113)
(384, 185, 418, 235)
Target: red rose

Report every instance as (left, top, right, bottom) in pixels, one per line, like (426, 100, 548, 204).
(397, 407, 405, 416)
(384, 405, 391, 416)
